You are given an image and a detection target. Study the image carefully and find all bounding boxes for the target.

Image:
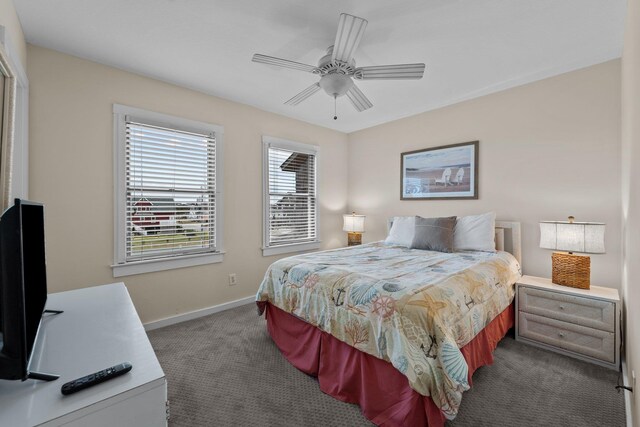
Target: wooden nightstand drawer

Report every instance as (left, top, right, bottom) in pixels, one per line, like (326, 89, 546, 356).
(518, 286, 615, 332)
(518, 312, 615, 363)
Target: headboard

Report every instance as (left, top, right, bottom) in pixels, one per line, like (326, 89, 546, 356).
(495, 221, 522, 266)
(386, 218, 522, 267)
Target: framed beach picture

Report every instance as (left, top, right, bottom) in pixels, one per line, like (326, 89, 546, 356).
(401, 141, 479, 200)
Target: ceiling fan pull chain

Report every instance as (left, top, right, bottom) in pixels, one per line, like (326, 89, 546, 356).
(334, 95, 338, 120)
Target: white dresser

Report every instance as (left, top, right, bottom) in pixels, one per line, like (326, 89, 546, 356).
(0, 283, 168, 426)
(515, 275, 620, 370)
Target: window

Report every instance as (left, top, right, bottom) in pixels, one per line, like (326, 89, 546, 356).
(113, 105, 223, 276)
(262, 136, 320, 256)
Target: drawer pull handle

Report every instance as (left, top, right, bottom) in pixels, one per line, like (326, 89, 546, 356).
(559, 305, 565, 310)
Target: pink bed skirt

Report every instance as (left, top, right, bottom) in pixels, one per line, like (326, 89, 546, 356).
(258, 301, 515, 427)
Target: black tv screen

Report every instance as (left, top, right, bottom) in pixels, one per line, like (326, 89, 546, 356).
(0, 199, 48, 380)
(22, 202, 48, 361)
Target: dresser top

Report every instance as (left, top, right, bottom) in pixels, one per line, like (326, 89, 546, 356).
(0, 283, 165, 426)
(517, 275, 620, 302)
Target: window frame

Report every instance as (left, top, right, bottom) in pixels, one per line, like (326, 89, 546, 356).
(0, 27, 29, 200)
(262, 135, 320, 257)
(112, 104, 224, 277)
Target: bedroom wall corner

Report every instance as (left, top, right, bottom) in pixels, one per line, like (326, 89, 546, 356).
(347, 60, 622, 291)
(622, 0, 640, 424)
(27, 45, 348, 323)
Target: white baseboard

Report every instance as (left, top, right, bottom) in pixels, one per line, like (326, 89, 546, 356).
(622, 357, 633, 427)
(144, 295, 255, 331)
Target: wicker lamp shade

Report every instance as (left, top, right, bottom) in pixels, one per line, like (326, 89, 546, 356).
(539, 217, 605, 289)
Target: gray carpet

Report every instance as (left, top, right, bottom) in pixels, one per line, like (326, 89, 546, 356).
(147, 304, 625, 426)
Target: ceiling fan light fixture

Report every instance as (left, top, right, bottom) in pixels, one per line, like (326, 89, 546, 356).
(319, 73, 354, 97)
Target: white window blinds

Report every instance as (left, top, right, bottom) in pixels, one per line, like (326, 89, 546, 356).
(266, 145, 317, 247)
(125, 119, 217, 261)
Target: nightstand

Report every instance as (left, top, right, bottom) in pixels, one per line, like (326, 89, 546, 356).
(515, 275, 620, 370)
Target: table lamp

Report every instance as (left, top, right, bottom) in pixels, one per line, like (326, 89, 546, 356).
(539, 216, 605, 289)
(343, 212, 365, 246)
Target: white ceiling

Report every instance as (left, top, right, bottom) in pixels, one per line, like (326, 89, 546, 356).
(15, 0, 626, 133)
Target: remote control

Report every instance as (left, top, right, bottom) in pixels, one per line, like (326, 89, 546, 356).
(61, 362, 132, 395)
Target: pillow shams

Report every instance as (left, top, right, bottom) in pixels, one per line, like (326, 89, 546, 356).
(453, 212, 496, 252)
(385, 216, 416, 247)
(411, 216, 457, 252)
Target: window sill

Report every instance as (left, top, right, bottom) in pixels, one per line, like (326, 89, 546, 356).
(112, 251, 225, 277)
(262, 241, 321, 257)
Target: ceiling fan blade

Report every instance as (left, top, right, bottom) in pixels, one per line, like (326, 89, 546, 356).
(346, 84, 373, 112)
(354, 63, 426, 80)
(284, 83, 322, 106)
(331, 14, 368, 64)
(252, 54, 319, 73)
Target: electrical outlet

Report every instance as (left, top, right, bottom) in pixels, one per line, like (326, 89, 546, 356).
(228, 273, 237, 286)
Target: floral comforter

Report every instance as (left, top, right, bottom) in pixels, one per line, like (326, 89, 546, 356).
(255, 242, 521, 419)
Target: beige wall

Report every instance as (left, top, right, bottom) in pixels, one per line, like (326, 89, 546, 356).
(27, 43, 624, 327)
(348, 60, 622, 290)
(0, 0, 26, 68)
(27, 45, 348, 323)
(622, 0, 640, 424)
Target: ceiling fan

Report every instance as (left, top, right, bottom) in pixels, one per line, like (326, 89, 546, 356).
(252, 13, 426, 119)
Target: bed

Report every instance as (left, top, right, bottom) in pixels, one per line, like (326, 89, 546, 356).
(256, 220, 522, 426)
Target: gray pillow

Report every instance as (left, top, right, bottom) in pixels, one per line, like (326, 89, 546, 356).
(410, 216, 457, 252)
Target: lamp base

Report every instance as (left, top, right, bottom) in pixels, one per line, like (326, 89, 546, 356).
(347, 232, 362, 246)
(551, 252, 591, 289)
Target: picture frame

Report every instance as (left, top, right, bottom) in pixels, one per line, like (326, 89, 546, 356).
(400, 141, 479, 200)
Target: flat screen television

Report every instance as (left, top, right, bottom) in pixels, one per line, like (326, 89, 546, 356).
(0, 199, 59, 381)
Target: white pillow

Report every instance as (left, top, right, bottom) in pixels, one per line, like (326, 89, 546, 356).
(453, 212, 496, 252)
(385, 216, 416, 247)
